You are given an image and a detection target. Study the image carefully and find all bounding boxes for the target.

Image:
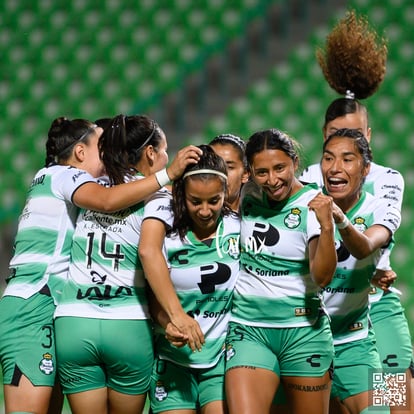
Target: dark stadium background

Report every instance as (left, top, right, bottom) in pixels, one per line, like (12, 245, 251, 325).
(1, 1, 413, 412)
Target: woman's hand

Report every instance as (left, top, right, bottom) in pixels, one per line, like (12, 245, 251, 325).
(165, 322, 188, 348)
(308, 192, 334, 229)
(166, 145, 202, 180)
(372, 269, 397, 292)
(170, 312, 205, 352)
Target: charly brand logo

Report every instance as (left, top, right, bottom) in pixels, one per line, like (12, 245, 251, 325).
(382, 354, 399, 368)
(306, 354, 321, 367)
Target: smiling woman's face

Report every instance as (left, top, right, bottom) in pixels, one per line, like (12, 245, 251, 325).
(185, 176, 225, 240)
(250, 148, 300, 202)
(321, 136, 369, 211)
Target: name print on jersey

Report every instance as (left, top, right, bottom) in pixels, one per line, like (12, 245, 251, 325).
(83, 208, 138, 231)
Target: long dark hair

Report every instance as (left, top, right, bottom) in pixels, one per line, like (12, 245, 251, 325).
(45, 117, 97, 167)
(98, 114, 163, 185)
(172, 144, 231, 240)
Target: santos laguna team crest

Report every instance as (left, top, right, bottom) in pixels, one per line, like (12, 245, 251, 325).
(39, 352, 54, 375)
(154, 381, 168, 401)
(213, 220, 240, 260)
(219, 235, 240, 260)
(284, 207, 302, 229)
(353, 216, 367, 232)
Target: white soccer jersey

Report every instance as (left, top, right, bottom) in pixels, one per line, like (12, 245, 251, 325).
(322, 191, 400, 345)
(4, 165, 96, 300)
(300, 161, 403, 303)
(55, 177, 172, 320)
(231, 181, 323, 328)
(155, 214, 240, 369)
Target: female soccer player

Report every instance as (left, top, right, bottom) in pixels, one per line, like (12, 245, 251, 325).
(225, 128, 337, 414)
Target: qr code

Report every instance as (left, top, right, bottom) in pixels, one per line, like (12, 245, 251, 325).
(372, 371, 408, 408)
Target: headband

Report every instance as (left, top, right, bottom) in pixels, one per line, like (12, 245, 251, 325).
(183, 168, 227, 181)
(210, 133, 246, 151)
(57, 124, 98, 158)
(136, 120, 157, 151)
(112, 116, 157, 153)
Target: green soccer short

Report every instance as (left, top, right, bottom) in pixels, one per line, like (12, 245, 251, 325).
(371, 294, 414, 375)
(331, 329, 383, 402)
(55, 316, 154, 395)
(0, 292, 57, 386)
(149, 354, 226, 413)
(225, 315, 334, 377)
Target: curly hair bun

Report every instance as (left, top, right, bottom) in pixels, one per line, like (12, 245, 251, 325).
(316, 9, 388, 99)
